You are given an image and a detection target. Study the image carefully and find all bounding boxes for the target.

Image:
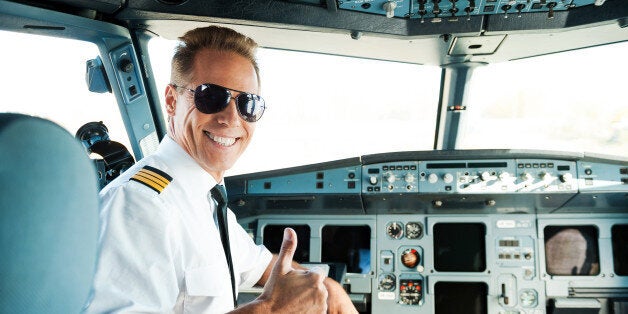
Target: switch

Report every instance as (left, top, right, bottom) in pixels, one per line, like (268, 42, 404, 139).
(383, 1, 397, 18)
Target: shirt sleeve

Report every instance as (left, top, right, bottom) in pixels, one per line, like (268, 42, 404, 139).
(227, 210, 273, 289)
(83, 184, 181, 313)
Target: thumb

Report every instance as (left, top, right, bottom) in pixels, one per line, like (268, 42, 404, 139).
(273, 228, 297, 275)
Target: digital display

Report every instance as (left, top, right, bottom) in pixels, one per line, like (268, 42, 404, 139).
(433, 223, 486, 272)
(435, 282, 487, 314)
(322, 225, 371, 274)
(612, 224, 628, 275)
(544, 225, 600, 276)
(263, 224, 311, 263)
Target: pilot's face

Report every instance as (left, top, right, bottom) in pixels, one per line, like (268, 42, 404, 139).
(166, 48, 258, 182)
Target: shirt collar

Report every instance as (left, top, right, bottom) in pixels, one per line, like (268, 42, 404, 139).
(156, 136, 221, 192)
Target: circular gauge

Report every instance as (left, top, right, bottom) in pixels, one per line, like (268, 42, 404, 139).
(519, 289, 538, 307)
(401, 248, 421, 268)
(405, 222, 423, 239)
(386, 222, 404, 239)
(378, 273, 396, 291)
(399, 279, 422, 305)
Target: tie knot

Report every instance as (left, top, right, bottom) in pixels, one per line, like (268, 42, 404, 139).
(211, 184, 227, 206)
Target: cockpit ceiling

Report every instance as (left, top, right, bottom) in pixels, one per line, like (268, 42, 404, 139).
(6, 0, 627, 64)
(141, 19, 627, 65)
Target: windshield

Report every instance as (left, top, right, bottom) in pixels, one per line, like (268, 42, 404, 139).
(462, 41, 628, 157)
(148, 37, 627, 176)
(149, 38, 440, 175)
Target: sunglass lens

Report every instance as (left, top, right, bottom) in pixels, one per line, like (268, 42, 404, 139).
(194, 84, 230, 114)
(237, 93, 265, 122)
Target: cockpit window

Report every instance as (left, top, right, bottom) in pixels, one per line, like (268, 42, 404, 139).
(462, 41, 628, 157)
(148, 37, 440, 175)
(0, 30, 131, 157)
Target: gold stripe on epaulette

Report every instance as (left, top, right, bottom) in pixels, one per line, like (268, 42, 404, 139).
(129, 165, 172, 194)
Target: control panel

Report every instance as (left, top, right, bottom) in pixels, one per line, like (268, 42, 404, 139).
(338, 0, 602, 21)
(362, 158, 580, 194)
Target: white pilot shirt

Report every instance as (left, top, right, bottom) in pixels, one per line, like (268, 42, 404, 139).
(84, 136, 272, 313)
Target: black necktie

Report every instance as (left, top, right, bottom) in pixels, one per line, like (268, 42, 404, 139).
(210, 184, 237, 308)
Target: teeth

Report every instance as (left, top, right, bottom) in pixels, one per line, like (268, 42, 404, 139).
(206, 131, 236, 147)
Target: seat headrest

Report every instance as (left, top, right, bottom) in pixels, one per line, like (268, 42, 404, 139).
(0, 113, 99, 313)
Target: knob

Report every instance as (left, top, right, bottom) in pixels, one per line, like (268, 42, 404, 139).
(498, 172, 511, 181)
(369, 176, 378, 185)
(428, 173, 438, 184)
(540, 172, 553, 182)
(119, 59, 134, 73)
(521, 172, 533, 182)
(384, 172, 396, 183)
(383, 1, 397, 18)
(480, 171, 492, 181)
(405, 173, 415, 183)
(443, 173, 454, 184)
(560, 173, 573, 183)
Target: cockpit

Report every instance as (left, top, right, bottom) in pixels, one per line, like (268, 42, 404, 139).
(1, 0, 626, 313)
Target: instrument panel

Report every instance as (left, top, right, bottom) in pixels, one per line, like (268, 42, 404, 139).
(227, 150, 628, 314)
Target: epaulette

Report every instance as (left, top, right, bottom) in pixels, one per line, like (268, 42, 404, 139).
(129, 165, 173, 194)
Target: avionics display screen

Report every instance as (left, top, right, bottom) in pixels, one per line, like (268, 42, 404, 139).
(435, 282, 487, 314)
(263, 224, 311, 263)
(612, 224, 628, 275)
(433, 223, 486, 272)
(321, 225, 370, 274)
(544, 225, 600, 276)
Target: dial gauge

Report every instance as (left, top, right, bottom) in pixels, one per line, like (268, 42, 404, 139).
(401, 248, 421, 268)
(386, 222, 404, 239)
(378, 273, 396, 291)
(405, 222, 423, 239)
(399, 279, 422, 305)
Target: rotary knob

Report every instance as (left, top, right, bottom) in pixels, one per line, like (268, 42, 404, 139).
(540, 172, 553, 182)
(405, 173, 415, 183)
(520, 172, 533, 182)
(560, 173, 573, 183)
(384, 172, 396, 183)
(498, 172, 511, 181)
(428, 173, 438, 184)
(369, 176, 378, 185)
(480, 171, 491, 181)
(443, 173, 454, 184)
(119, 59, 134, 73)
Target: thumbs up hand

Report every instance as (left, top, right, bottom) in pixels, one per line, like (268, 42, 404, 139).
(257, 228, 328, 314)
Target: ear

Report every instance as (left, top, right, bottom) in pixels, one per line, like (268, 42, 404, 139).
(165, 84, 177, 117)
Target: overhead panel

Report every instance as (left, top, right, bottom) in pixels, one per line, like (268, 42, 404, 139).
(337, 0, 603, 20)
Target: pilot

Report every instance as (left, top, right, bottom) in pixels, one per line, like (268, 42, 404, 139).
(84, 26, 357, 313)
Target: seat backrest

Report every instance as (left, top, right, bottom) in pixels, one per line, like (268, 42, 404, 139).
(0, 113, 99, 313)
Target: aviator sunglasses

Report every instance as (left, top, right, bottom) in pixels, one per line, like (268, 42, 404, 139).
(171, 83, 266, 122)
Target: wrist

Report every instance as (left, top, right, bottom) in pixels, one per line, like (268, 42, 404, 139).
(228, 298, 270, 314)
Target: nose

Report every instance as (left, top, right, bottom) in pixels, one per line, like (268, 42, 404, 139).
(216, 98, 242, 126)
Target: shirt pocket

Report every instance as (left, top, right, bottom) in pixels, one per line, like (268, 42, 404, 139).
(185, 265, 231, 297)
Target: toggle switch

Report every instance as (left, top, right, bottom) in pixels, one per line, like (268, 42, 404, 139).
(383, 1, 397, 18)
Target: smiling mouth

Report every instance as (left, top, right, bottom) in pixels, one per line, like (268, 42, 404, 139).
(205, 131, 238, 147)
